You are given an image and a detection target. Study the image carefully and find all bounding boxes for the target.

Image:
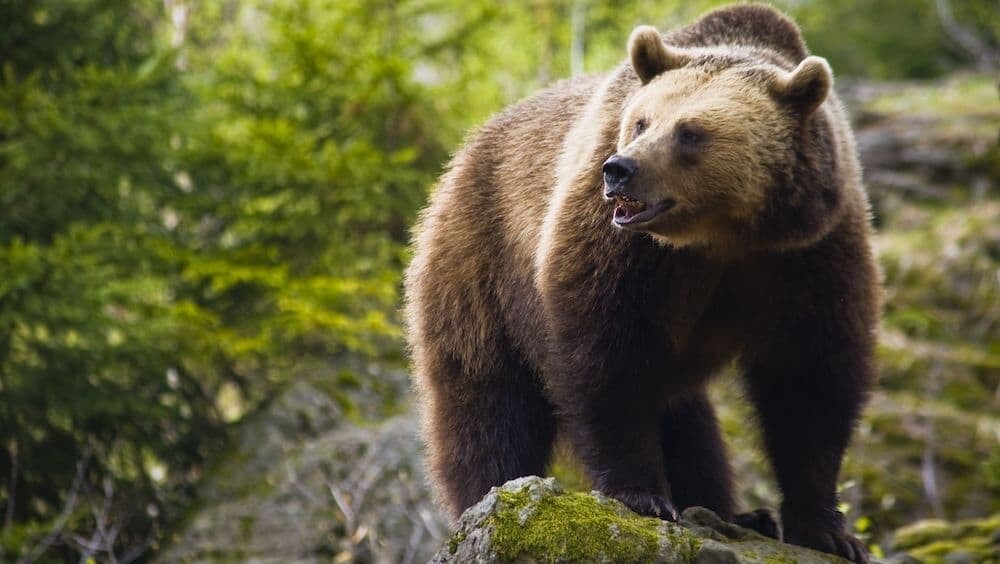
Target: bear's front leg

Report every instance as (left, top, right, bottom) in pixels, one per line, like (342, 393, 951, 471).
(564, 395, 677, 520)
(546, 312, 679, 521)
(536, 148, 681, 520)
(742, 273, 876, 563)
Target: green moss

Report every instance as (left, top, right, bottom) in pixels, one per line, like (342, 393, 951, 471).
(906, 539, 997, 562)
(485, 488, 682, 563)
(442, 479, 862, 563)
(548, 450, 591, 493)
(893, 514, 1000, 564)
(239, 515, 255, 541)
(665, 524, 704, 561)
(956, 513, 1000, 537)
(448, 531, 467, 554)
(867, 74, 999, 121)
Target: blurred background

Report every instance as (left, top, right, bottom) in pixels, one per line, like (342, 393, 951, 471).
(0, 0, 996, 562)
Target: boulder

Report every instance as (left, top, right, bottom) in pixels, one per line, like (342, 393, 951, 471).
(158, 379, 449, 563)
(435, 476, 897, 564)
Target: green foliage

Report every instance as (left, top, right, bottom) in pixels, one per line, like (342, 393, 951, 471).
(0, 2, 214, 558)
(789, 0, 969, 79)
(0, 0, 487, 557)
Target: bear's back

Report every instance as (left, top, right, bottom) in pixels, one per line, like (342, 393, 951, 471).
(665, 4, 808, 63)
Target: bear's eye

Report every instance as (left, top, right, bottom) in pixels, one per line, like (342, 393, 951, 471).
(633, 119, 648, 138)
(675, 123, 705, 146)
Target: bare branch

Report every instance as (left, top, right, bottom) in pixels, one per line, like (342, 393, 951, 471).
(327, 482, 356, 533)
(4, 438, 18, 530)
(18, 448, 92, 564)
(402, 512, 426, 564)
(417, 507, 445, 540)
(285, 459, 324, 506)
(117, 524, 157, 564)
(920, 363, 946, 519)
(935, 0, 999, 70)
(570, 0, 587, 77)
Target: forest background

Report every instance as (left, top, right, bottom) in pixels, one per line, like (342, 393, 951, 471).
(0, 0, 997, 561)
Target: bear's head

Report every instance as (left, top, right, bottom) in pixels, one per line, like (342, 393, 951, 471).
(603, 25, 845, 253)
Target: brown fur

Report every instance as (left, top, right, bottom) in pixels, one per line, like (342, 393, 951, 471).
(405, 5, 878, 563)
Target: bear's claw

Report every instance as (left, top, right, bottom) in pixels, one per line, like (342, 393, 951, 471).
(733, 508, 780, 540)
(609, 489, 679, 521)
(784, 523, 870, 564)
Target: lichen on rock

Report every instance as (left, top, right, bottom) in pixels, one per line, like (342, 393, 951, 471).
(434, 476, 880, 563)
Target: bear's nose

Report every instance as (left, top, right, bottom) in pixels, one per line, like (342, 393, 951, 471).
(602, 155, 638, 196)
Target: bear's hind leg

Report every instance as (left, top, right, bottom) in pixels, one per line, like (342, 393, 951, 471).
(421, 347, 556, 520)
(660, 391, 736, 520)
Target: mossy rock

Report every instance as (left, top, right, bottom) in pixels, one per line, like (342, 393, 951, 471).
(435, 476, 877, 563)
(892, 514, 1000, 563)
(158, 380, 448, 563)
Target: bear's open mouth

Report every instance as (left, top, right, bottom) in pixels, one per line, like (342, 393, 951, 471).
(613, 195, 676, 226)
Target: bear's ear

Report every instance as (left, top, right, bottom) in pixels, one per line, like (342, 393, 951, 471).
(629, 25, 689, 85)
(772, 56, 832, 115)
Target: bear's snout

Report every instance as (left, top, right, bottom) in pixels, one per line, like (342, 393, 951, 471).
(602, 155, 638, 197)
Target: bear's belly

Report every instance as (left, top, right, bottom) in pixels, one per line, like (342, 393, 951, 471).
(663, 314, 744, 396)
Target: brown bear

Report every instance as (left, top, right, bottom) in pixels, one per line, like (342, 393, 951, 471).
(405, 5, 879, 563)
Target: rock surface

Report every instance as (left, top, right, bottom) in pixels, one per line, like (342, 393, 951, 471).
(158, 378, 449, 563)
(435, 476, 889, 564)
